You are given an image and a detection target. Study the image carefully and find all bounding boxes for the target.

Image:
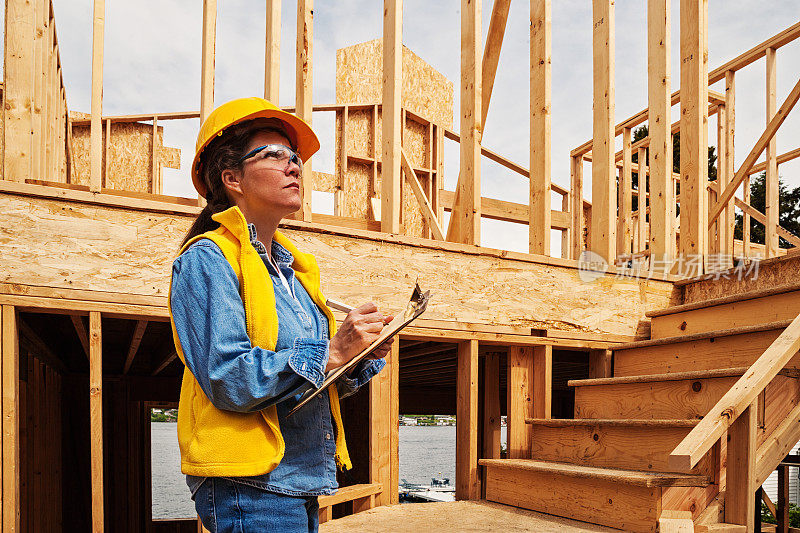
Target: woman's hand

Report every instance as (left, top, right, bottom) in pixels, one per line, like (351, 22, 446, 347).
(327, 302, 394, 372)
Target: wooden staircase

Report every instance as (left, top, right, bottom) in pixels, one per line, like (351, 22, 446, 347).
(481, 279, 800, 532)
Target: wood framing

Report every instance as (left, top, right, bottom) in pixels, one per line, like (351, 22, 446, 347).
(381, 0, 402, 234)
(89, 311, 103, 531)
(678, 0, 708, 268)
(296, 0, 313, 221)
(482, 352, 501, 466)
(200, 0, 216, 123)
(591, 0, 616, 264)
(457, 0, 482, 246)
(369, 340, 398, 506)
(456, 339, 478, 500)
(725, 402, 756, 527)
(89, 0, 105, 193)
(647, 0, 673, 268)
(2, 306, 20, 531)
(570, 156, 584, 259)
(532, 345, 552, 419)
(264, 0, 281, 102)
(616, 127, 632, 257)
(507, 346, 533, 459)
(400, 149, 444, 240)
(446, 0, 510, 244)
(529, 0, 551, 255)
(765, 47, 778, 257)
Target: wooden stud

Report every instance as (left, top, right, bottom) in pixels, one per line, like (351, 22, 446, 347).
(591, 0, 616, 265)
(152, 351, 177, 376)
(678, 0, 708, 269)
(482, 353, 501, 461)
(200, 0, 217, 123)
(456, 339, 478, 500)
(103, 119, 110, 188)
(3, 0, 36, 183)
(371, 104, 380, 208)
(89, 0, 105, 193)
(714, 104, 727, 261)
(637, 147, 648, 253)
(389, 341, 399, 505)
(725, 401, 756, 529)
(369, 340, 397, 506)
(765, 47, 779, 257)
(446, 0, 510, 244)
(529, 0, 551, 255)
(458, 0, 482, 246)
(152, 117, 159, 194)
(335, 106, 348, 216)
(296, 0, 313, 221)
(717, 70, 736, 257)
(617, 127, 633, 257)
(778, 464, 789, 532)
(648, 0, 673, 269)
(2, 307, 20, 532)
(570, 156, 584, 259)
(264, 0, 281, 102)
(32, 0, 45, 181)
(532, 345, 552, 419)
(743, 173, 751, 259)
(381, 0, 402, 234)
(588, 349, 613, 379)
(507, 346, 533, 459)
(89, 311, 103, 532)
(710, 76, 800, 226)
(560, 193, 571, 258)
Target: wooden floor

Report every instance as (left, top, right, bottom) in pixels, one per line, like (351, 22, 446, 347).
(319, 501, 619, 532)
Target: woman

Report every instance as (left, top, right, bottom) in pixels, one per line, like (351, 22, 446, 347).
(169, 97, 392, 532)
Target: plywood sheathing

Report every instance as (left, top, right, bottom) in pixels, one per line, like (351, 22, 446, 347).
(336, 40, 451, 237)
(70, 121, 180, 193)
(336, 40, 453, 128)
(0, 194, 675, 336)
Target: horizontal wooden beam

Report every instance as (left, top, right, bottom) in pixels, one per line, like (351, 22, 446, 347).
(708, 21, 800, 84)
(439, 190, 570, 229)
(748, 146, 800, 175)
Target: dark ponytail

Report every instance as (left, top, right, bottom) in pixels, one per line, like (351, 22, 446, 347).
(181, 123, 260, 248)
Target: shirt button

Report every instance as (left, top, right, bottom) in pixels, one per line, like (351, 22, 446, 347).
(325, 433, 332, 440)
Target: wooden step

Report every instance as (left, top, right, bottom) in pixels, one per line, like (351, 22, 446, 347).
(480, 459, 710, 533)
(613, 321, 798, 376)
(646, 283, 800, 339)
(523, 418, 716, 477)
(569, 367, 799, 420)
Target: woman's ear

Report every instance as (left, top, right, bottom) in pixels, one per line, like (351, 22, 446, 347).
(221, 168, 244, 197)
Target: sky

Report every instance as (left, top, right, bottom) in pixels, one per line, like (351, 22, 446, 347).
(33, 1, 800, 254)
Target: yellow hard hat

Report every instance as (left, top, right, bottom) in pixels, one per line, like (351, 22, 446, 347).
(191, 97, 320, 198)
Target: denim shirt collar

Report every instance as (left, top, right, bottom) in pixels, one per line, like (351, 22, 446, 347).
(247, 223, 295, 269)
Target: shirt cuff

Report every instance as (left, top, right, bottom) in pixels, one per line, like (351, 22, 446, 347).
(288, 338, 330, 388)
(339, 358, 386, 392)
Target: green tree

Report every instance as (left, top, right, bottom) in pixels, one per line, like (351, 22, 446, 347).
(733, 172, 800, 248)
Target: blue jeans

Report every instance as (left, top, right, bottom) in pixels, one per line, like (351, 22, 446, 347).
(194, 478, 320, 532)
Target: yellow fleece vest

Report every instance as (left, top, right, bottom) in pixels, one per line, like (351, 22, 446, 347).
(169, 206, 351, 477)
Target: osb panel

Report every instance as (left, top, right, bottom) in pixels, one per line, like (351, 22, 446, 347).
(338, 162, 372, 220)
(313, 171, 336, 193)
(403, 118, 428, 169)
(0, 194, 675, 336)
(344, 109, 374, 159)
(70, 122, 181, 193)
(335, 39, 454, 128)
(682, 254, 800, 304)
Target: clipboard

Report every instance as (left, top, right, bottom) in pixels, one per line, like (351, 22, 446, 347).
(287, 282, 432, 417)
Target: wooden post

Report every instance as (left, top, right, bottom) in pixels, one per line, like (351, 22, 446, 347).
(381, 0, 402, 234)
(647, 0, 673, 269)
(32, 0, 46, 181)
(725, 401, 756, 529)
(3, 0, 36, 183)
(334, 106, 348, 216)
(714, 104, 727, 260)
(264, 0, 281, 102)
(103, 119, 110, 187)
(369, 340, 398, 506)
(481, 353, 501, 488)
(570, 156, 584, 259)
(637, 147, 648, 253)
(458, 0, 482, 246)
(89, 311, 104, 532)
(89, 0, 105, 193)
(296, 0, 313, 221)
(529, 0, 551, 255)
(532, 345, 552, 419)
(2, 307, 20, 532)
(151, 117, 160, 194)
(456, 340, 478, 500)
(507, 346, 533, 459)
(778, 464, 789, 533)
(588, 349, 613, 379)
(591, 0, 616, 265)
(561, 193, 571, 258)
(679, 0, 708, 270)
(765, 47, 778, 257)
(724, 71, 736, 258)
(617, 127, 633, 257)
(200, 0, 217, 123)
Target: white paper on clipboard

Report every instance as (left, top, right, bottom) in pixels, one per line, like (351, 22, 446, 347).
(286, 282, 431, 417)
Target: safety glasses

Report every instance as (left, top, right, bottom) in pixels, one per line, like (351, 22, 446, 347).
(238, 143, 304, 174)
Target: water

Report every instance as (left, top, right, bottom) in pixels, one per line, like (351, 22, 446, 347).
(151, 422, 506, 518)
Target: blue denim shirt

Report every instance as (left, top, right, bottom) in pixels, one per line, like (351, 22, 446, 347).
(170, 225, 384, 497)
